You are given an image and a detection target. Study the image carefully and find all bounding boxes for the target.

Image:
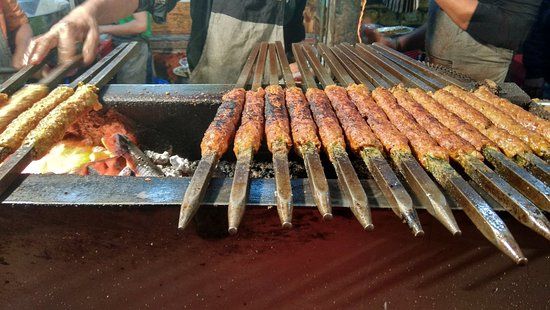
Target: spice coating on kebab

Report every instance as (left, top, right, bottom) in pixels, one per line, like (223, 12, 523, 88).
(23, 84, 101, 159)
(0, 86, 74, 151)
(0, 84, 49, 132)
(432, 89, 530, 158)
(407, 88, 497, 152)
(371, 87, 448, 166)
(201, 88, 246, 157)
(346, 83, 410, 155)
(324, 85, 383, 154)
(233, 88, 265, 155)
(264, 85, 292, 153)
(305, 88, 346, 158)
(392, 87, 482, 161)
(475, 86, 550, 140)
(285, 86, 321, 153)
(445, 85, 550, 158)
(0, 93, 7, 106)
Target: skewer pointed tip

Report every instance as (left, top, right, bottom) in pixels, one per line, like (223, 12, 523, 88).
(228, 227, 238, 235)
(516, 257, 528, 266)
(364, 223, 375, 231)
(282, 221, 293, 229)
(177, 211, 193, 230)
(322, 213, 334, 221)
(452, 230, 462, 237)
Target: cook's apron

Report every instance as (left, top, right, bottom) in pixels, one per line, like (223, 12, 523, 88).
(425, 0, 513, 83)
(0, 32, 13, 83)
(189, 0, 285, 84)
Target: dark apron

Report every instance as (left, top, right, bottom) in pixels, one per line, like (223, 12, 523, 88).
(189, 0, 285, 84)
(425, 0, 513, 83)
(0, 32, 13, 83)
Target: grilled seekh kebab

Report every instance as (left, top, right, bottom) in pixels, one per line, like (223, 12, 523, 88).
(393, 87, 550, 240)
(0, 44, 129, 163)
(178, 46, 258, 230)
(311, 44, 423, 236)
(264, 43, 294, 228)
(228, 44, 264, 234)
(275, 41, 331, 220)
(0, 56, 83, 133)
(0, 93, 7, 106)
(0, 43, 139, 196)
(371, 87, 526, 264)
(475, 86, 550, 140)
(293, 43, 373, 230)
(445, 85, 550, 160)
(434, 88, 550, 185)
(326, 44, 459, 235)
(409, 88, 550, 211)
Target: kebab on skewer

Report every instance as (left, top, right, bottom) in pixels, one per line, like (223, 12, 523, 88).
(264, 43, 294, 227)
(227, 44, 264, 233)
(293, 43, 373, 230)
(371, 87, 527, 264)
(0, 44, 129, 163)
(392, 86, 550, 241)
(409, 88, 550, 211)
(327, 44, 457, 234)
(0, 93, 7, 106)
(275, 41, 331, 220)
(0, 43, 139, 197)
(475, 86, 550, 140)
(445, 85, 550, 160)
(0, 56, 84, 133)
(432, 89, 550, 184)
(179, 46, 259, 230)
(309, 44, 423, 235)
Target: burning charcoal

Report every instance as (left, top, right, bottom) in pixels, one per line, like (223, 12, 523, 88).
(216, 161, 235, 178)
(162, 167, 183, 177)
(145, 150, 171, 165)
(118, 166, 134, 176)
(289, 161, 307, 179)
(169, 155, 195, 174)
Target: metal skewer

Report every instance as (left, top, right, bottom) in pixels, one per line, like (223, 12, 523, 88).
(266, 43, 293, 228)
(275, 41, 331, 220)
(293, 43, 373, 230)
(0, 53, 50, 95)
(0, 43, 139, 198)
(324, 44, 457, 235)
(313, 44, 423, 236)
(228, 44, 262, 234)
(179, 44, 259, 230)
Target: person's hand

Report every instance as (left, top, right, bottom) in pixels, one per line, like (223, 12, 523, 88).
(289, 62, 302, 83)
(11, 52, 25, 70)
(23, 6, 99, 66)
(361, 24, 398, 50)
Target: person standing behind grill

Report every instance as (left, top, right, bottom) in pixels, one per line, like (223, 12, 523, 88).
(522, 0, 550, 99)
(0, 0, 33, 82)
(98, 11, 152, 84)
(22, 0, 307, 85)
(366, 0, 542, 84)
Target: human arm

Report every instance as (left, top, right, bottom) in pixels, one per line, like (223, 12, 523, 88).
(99, 12, 148, 37)
(3, 0, 33, 69)
(434, 0, 477, 30)
(24, 0, 177, 66)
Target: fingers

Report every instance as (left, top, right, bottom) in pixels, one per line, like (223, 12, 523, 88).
(82, 20, 100, 65)
(24, 34, 58, 66)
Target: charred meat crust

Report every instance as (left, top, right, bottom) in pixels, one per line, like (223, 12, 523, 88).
(234, 88, 265, 155)
(201, 88, 246, 157)
(264, 85, 292, 154)
(285, 86, 321, 153)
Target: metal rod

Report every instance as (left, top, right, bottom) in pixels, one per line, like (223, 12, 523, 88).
(275, 41, 295, 88)
(251, 43, 268, 90)
(461, 156, 550, 240)
(340, 43, 401, 86)
(368, 44, 447, 90)
(88, 42, 140, 89)
(371, 42, 468, 89)
(356, 44, 434, 90)
(268, 43, 279, 86)
(519, 152, 550, 186)
(39, 55, 83, 89)
(292, 43, 317, 89)
(70, 43, 128, 88)
(301, 44, 335, 87)
(228, 148, 253, 234)
(277, 41, 331, 219)
(484, 148, 550, 211)
(427, 158, 527, 265)
(0, 145, 33, 195)
(0, 58, 48, 95)
(330, 46, 376, 89)
(317, 43, 355, 86)
(235, 44, 260, 89)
